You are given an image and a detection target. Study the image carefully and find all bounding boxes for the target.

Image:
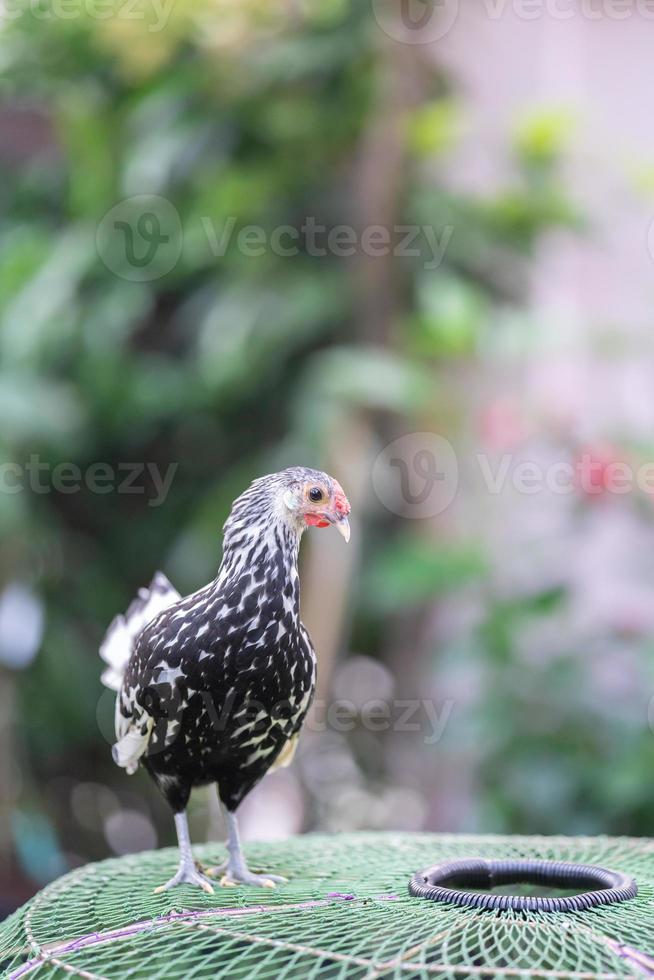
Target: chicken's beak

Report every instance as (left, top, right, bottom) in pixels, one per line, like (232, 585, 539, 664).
(334, 515, 351, 543)
(326, 481, 351, 542)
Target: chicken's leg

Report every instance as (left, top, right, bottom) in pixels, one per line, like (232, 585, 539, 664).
(205, 809, 287, 888)
(154, 811, 214, 894)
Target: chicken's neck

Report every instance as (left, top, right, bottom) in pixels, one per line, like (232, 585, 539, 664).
(216, 510, 303, 622)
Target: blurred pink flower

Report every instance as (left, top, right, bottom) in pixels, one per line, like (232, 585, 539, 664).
(479, 398, 527, 451)
(575, 443, 625, 500)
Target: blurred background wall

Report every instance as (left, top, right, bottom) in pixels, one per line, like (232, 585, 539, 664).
(2, 0, 654, 916)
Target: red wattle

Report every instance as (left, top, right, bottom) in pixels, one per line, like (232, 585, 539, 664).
(305, 514, 330, 528)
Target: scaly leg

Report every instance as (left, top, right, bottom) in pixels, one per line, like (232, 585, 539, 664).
(154, 812, 214, 894)
(205, 809, 287, 888)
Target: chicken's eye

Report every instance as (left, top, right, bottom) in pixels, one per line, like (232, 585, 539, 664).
(308, 487, 323, 503)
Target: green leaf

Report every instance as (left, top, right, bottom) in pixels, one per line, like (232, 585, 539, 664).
(514, 107, 575, 167)
(408, 100, 461, 158)
(410, 274, 486, 356)
(363, 537, 485, 612)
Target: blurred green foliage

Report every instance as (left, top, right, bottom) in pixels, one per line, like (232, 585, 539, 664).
(1, 0, 649, 915)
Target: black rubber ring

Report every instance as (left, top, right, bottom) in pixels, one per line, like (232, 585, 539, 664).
(409, 858, 638, 912)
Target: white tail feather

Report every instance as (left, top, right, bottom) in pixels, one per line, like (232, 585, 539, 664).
(112, 718, 154, 774)
(269, 734, 299, 772)
(100, 571, 180, 692)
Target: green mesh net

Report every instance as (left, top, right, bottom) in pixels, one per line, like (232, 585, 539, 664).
(2, 832, 653, 979)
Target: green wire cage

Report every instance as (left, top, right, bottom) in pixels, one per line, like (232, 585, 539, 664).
(1, 832, 653, 979)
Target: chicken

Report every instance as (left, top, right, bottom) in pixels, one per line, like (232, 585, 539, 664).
(100, 467, 351, 892)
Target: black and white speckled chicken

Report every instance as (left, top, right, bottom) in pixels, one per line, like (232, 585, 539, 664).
(100, 467, 351, 893)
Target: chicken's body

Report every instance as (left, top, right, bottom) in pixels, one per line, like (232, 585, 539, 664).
(121, 557, 316, 814)
(101, 467, 350, 892)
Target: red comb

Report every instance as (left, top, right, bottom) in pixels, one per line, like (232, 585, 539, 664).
(333, 481, 351, 516)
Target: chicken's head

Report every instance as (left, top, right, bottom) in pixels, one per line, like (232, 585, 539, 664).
(281, 467, 351, 542)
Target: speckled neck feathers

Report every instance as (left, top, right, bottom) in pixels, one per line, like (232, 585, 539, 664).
(217, 472, 303, 617)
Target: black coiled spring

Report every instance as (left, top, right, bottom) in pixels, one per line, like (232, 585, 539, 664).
(409, 857, 637, 912)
